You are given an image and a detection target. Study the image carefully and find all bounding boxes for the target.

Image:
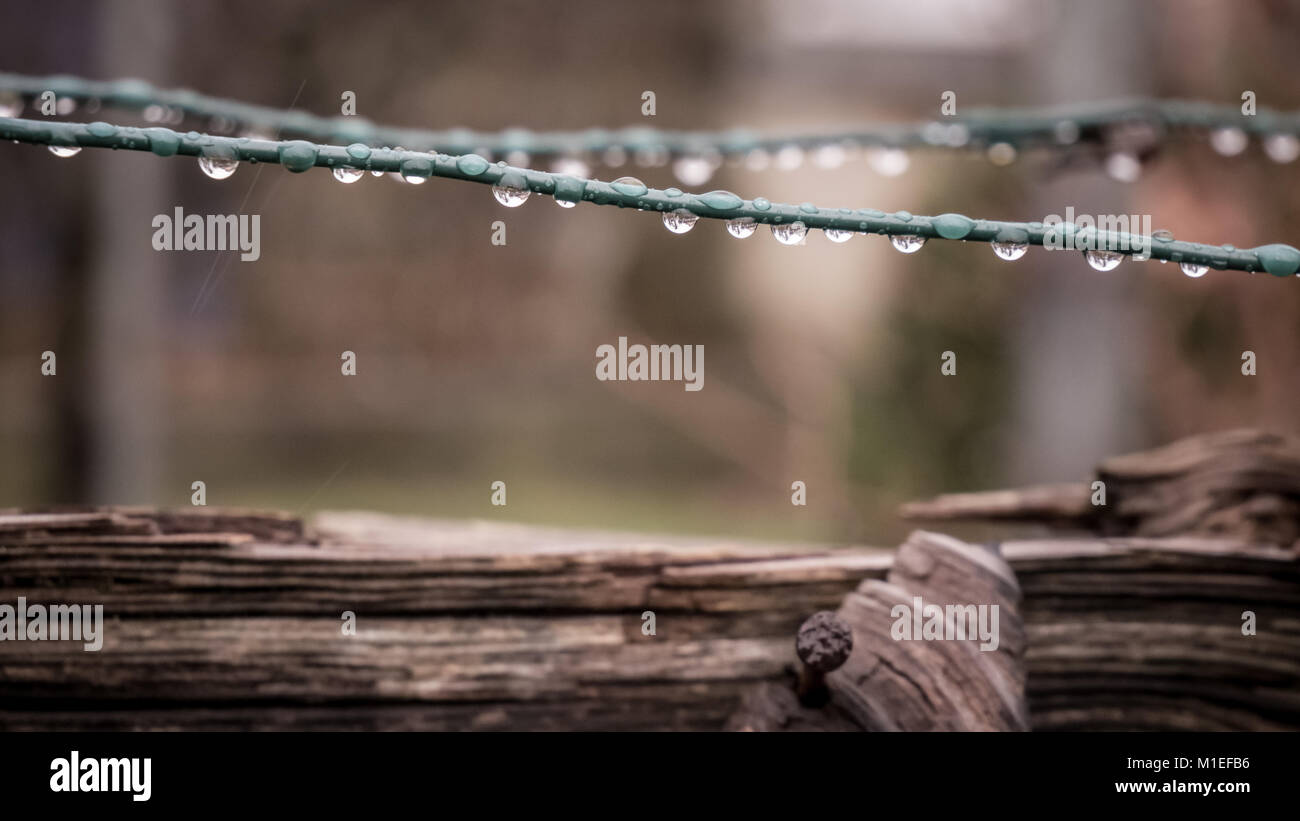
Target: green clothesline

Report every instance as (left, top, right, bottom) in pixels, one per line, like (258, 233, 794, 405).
(3, 72, 1299, 160)
(3, 114, 1297, 277)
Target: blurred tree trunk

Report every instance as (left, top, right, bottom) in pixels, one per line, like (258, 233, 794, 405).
(1010, 0, 1152, 484)
(82, 0, 174, 503)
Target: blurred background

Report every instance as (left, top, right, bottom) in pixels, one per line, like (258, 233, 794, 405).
(1, 0, 1298, 545)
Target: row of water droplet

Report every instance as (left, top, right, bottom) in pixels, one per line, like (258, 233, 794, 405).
(29, 120, 1263, 278)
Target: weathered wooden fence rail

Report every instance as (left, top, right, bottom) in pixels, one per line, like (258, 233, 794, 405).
(1, 429, 1297, 730)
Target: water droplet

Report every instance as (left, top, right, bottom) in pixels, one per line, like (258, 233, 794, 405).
(1084, 249, 1123, 271)
(933, 213, 974, 240)
(726, 218, 757, 239)
(813, 144, 846, 169)
(986, 142, 1017, 166)
(1054, 121, 1081, 145)
(403, 174, 428, 185)
(771, 221, 808, 245)
(752, 197, 772, 211)
(992, 240, 1028, 261)
(48, 145, 81, 158)
(610, 176, 648, 197)
(1209, 127, 1248, 157)
(492, 181, 530, 206)
(663, 209, 698, 234)
(744, 149, 771, 171)
(698, 190, 743, 212)
(1104, 151, 1142, 183)
(143, 104, 166, 123)
(775, 145, 804, 171)
(1179, 261, 1208, 278)
(0, 93, 23, 117)
(556, 199, 577, 209)
(56, 96, 76, 116)
(672, 155, 715, 186)
(824, 228, 854, 243)
(198, 154, 239, 179)
(868, 147, 909, 177)
(456, 154, 490, 176)
(890, 234, 926, 254)
(333, 166, 364, 183)
(551, 157, 591, 177)
(1264, 134, 1300, 164)
(1153, 229, 1174, 242)
(370, 170, 385, 177)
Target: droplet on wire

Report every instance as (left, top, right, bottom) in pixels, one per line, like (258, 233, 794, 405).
(1180, 262, 1208, 278)
(610, 176, 648, 196)
(0, 93, 22, 117)
(333, 166, 364, 183)
(1209, 127, 1248, 157)
(771, 221, 808, 245)
(991, 240, 1028, 261)
(726, 218, 757, 238)
(744, 149, 771, 171)
(1084, 249, 1123, 271)
(662, 209, 698, 234)
(1264, 134, 1300, 164)
(868, 147, 909, 177)
(824, 228, 854, 243)
(1054, 121, 1081, 145)
(403, 173, 427, 185)
(48, 145, 81, 158)
(555, 198, 577, 209)
(551, 157, 591, 178)
(890, 234, 926, 254)
(492, 181, 530, 206)
(672, 155, 716, 186)
(197, 154, 239, 179)
(775, 145, 804, 171)
(986, 142, 1017, 166)
(813, 144, 847, 169)
(1104, 151, 1142, 183)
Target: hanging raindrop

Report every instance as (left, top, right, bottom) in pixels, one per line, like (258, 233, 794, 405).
(47, 145, 82, 158)
(1084, 249, 1123, 271)
(868, 147, 909, 177)
(1209, 127, 1248, 157)
(726, 218, 757, 239)
(986, 142, 1017, 166)
(771, 221, 808, 245)
(1264, 134, 1300, 164)
(0, 93, 22, 117)
(1104, 151, 1142, 183)
(332, 166, 364, 184)
(555, 199, 577, 209)
(672, 155, 715, 186)
(1179, 261, 1208, 278)
(991, 240, 1028, 261)
(492, 182, 530, 206)
(813, 144, 847, 169)
(775, 145, 804, 171)
(890, 234, 926, 254)
(403, 173, 428, 185)
(662, 209, 698, 234)
(551, 157, 591, 178)
(824, 228, 854, 243)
